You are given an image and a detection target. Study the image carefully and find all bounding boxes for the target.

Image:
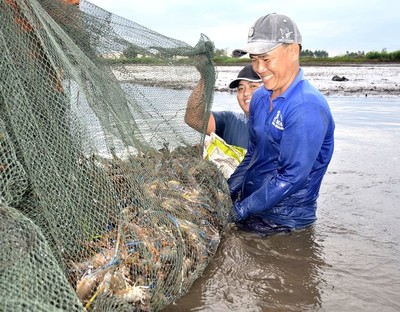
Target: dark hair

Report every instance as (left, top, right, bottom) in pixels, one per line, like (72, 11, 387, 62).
(283, 43, 302, 51)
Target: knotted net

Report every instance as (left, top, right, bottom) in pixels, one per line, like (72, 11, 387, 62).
(0, 0, 230, 311)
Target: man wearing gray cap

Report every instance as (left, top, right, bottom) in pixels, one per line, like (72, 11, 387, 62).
(228, 13, 335, 235)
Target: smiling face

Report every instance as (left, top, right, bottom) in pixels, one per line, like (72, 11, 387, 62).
(250, 44, 300, 99)
(236, 80, 262, 116)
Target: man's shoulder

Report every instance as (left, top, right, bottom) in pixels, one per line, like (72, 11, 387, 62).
(289, 79, 328, 106)
(213, 111, 248, 137)
(213, 110, 247, 121)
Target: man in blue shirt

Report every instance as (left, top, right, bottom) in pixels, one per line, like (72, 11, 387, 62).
(228, 13, 335, 235)
(185, 64, 261, 149)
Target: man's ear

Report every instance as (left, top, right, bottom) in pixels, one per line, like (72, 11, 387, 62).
(290, 44, 300, 62)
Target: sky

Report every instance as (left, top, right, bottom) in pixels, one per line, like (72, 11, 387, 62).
(88, 0, 399, 57)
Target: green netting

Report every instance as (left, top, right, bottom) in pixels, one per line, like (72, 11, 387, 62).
(0, 0, 230, 311)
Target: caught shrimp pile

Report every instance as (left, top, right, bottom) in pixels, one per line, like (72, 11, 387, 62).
(69, 146, 231, 311)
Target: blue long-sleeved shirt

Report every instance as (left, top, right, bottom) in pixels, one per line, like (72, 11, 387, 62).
(227, 68, 335, 229)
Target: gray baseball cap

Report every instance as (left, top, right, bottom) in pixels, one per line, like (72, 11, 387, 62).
(229, 64, 262, 89)
(232, 13, 302, 57)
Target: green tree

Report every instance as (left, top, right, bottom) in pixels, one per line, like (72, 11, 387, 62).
(300, 49, 328, 58)
(314, 50, 328, 58)
(214, 48, 228, 57)
(301, 49, 314, 57)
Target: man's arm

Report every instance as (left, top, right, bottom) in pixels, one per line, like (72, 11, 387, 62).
(184, 55, 216, 134)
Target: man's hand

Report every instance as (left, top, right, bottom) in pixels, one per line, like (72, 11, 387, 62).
(229, 188, 238, 202)
(228, 200, 248, 223)
(193, 54, 212, 77)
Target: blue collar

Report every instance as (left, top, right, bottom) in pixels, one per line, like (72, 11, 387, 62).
(260, 68, 304, 101)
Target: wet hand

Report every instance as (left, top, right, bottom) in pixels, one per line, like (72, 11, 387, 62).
(228, 200, 247, 223)
(229, 186, 239, 202)
(193, 54, 212, 77)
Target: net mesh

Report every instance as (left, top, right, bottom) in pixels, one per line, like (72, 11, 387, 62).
(0, 0, 230, 311)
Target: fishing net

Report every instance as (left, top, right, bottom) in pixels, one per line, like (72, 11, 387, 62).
(0, 0, 231, 311)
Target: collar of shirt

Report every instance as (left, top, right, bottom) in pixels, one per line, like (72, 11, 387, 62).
(259, 68, 304, 99)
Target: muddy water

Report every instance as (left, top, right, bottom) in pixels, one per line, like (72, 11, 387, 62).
(162, 95, 400, 311)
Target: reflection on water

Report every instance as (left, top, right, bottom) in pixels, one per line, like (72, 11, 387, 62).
(161, 94, 400, 312)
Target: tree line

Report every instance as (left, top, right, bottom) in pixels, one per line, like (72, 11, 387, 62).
(117, 45, 400, 65)
(213, 47, 400, 64)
